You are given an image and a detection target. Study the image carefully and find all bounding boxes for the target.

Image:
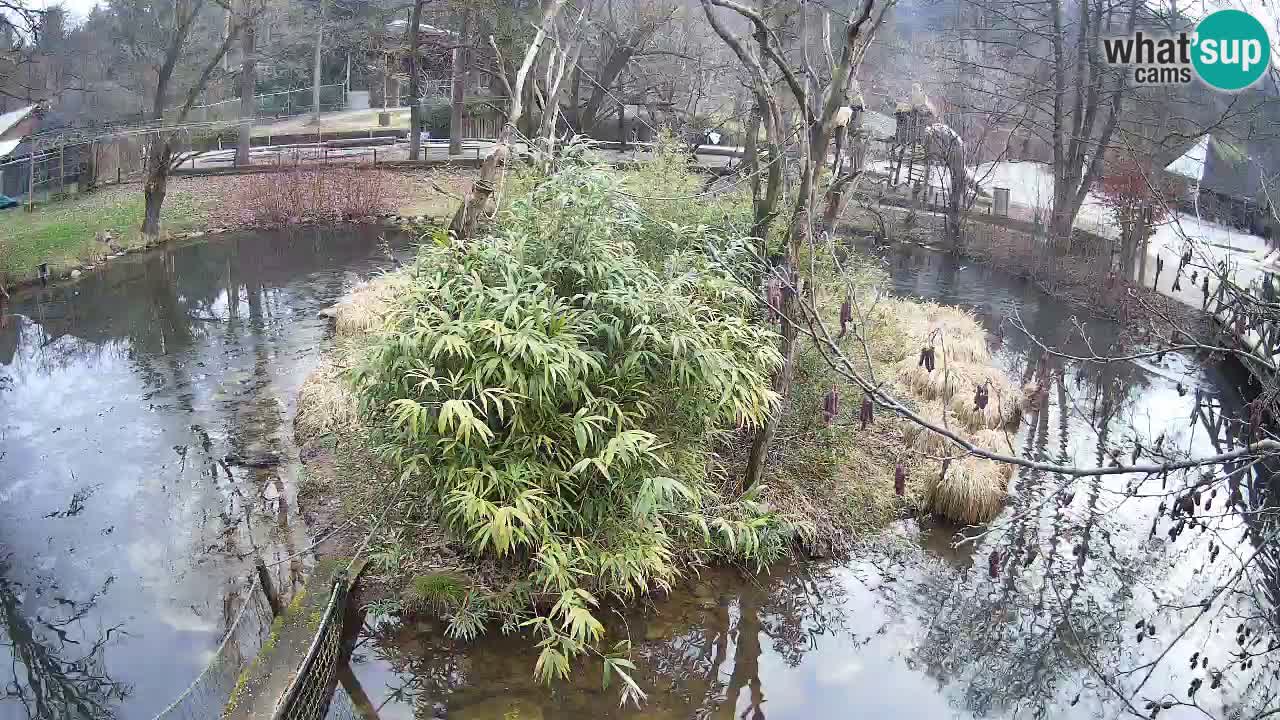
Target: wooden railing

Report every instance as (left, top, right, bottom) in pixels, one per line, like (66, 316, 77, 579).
(1207, 275, 1280, 376)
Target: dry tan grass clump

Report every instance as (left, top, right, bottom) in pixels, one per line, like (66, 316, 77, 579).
(333, 273, 411, 338)
(922, 455, 1010, 525)
(889, 299, 993, 365)
(901, 401, 957, 456)
(881, 297, 1023, 525)
(299, 269, 411, 445)
(296, 358, 361, 446)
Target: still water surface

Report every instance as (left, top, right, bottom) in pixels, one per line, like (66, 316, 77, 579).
(0, 227, 411, 719)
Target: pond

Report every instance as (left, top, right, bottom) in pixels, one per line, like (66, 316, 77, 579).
(0, 226, 413, 719)
(1, 232, 1273, 719)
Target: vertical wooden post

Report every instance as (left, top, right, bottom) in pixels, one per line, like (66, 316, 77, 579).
(617, 102, 625, 151)
(27, 149, 35, 210)
(256, 559, 283, 616)
(58, 142, 65, 195)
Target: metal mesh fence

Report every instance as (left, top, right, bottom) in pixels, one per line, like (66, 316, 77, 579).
(0, 143, 85, 204)
(176, 85, 347, 124)
(272, 578, 350, 720)
(151, 576, 275, 720)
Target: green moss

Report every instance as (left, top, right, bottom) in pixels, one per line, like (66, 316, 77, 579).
(285, 587, 309, 618)
(1212, 137, 1247, 167)
(223, 665, 254, 716)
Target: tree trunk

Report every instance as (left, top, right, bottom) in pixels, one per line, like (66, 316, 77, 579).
(141, 1, 243, 237)
(408, 0, 424, 160)
(236, 4, 256, 166)
(449, 0, 564, 242)
(537, 40, 579, 172)
(743, 103, 760, 200)
(141, 136, 171, 238)
(743, 146, 815, 491)
(577, 24, 658, 131)
(311, 5, 324, 124)
(449, 10, 471, 155)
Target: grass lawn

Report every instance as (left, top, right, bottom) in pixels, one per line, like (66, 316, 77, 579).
(1, 168, 469, 287)
(1, 184, 213, 282)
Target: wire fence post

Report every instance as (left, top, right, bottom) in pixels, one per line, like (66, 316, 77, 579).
(26, 149, 35, 211)
(256, 559, 283, 617)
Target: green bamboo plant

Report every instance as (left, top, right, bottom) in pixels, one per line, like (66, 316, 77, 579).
(353, 165, 805, 697)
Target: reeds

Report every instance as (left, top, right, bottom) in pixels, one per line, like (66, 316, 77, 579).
(296, 359, 360, 445)
(923, 455, 1010, 525)
(887, 298, 1020, 524)
(334, 273, 409, 337)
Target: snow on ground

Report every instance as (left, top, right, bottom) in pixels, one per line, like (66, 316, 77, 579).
(869, 158, 1276, 308)
(1145, 211, 1275, 307)
(870, 159, 1117, 236)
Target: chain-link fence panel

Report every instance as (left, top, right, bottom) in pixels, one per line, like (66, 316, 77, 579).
(151, 576, 275, 720)
(272, 578, 349, 720)
(322, 684, 363, 720)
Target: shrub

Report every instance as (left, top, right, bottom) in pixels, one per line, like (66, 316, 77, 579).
(620, 130, 753, 265)
(1097, 158, 1176, 227)
(234, 167, 391, 225)
(352, 165, 801, 693)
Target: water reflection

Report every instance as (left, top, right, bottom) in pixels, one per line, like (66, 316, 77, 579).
(0, 555, 131, 719)
(0, 226, 410, 719)
(343, 243, 1278, 719)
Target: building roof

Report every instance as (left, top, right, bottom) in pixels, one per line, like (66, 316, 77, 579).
(1163, 132, 1276, 202)
(0, 138, 20, 159)
(0, 104, 37, 139)
(385, 19, 457, 37)
(1164, 134, 1210, 182)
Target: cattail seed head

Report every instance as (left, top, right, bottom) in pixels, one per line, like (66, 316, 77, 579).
(821, 385, 840, 426)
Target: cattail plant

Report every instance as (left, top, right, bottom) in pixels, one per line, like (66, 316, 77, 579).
(988, 549, 1001, 579)
(894, 463, 906, 496)
(838, 296, 853, 338)
(859, 396, 874, 429)
(821, 385, 840, 426)
(973, 382, 989, 411)
(918, 345, 936, 372)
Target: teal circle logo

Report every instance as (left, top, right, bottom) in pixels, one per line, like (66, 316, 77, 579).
(1193, 9, 1271, 91)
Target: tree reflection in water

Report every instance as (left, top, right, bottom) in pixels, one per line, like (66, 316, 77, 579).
(0, 557, 130, 719)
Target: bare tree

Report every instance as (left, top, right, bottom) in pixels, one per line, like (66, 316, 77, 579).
(407, 0, 425, 159)
(127, 0, 254, 237)
(310, 0, 326, 124)
(235, 0, 259, 165)
(449, 0, 564, 242)
(703, 0, 891, 491)
(534, 4, 588, 171)
(448, 8, 471, 155)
